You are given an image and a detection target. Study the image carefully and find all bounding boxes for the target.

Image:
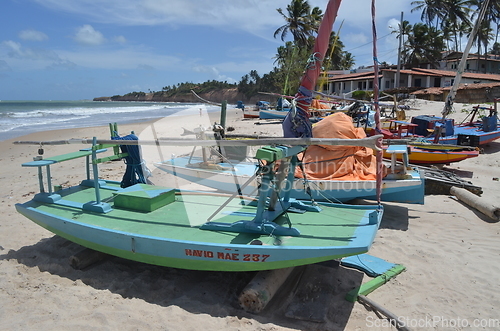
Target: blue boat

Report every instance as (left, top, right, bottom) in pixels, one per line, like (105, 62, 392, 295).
(259, 109, 288, 120)
(412, 100, 500, 147)
(155, 148, 424, 205)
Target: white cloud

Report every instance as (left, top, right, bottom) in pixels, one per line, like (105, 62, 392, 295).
(46, 59, 77, 70)
(345, 33, 369, 46)
(74, 25, 106, 46)
(387, 18, 401, 32)
(2, 40, 23, 56)
(32, 0, 412, 45)
(1, 40, 77, 71)
(33, 0, 290, 39)
(57, 47, 184, 70)
(192, 65, 235, 82)
(18, 29, 49, 41)
(114, 35, 127, 44)
(2, 40, 59, 61)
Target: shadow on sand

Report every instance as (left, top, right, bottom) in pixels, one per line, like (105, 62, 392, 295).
(1, 235, 369, 330)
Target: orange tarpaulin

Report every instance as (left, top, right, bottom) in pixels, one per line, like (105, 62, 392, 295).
(311, 99, 331, 110)
(295, 112, 386, 180)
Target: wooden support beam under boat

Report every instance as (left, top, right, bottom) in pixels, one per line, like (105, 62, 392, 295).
(238, 267, 295, 313)
(69, 248, 109, 270)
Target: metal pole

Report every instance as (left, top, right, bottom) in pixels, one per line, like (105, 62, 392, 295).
(395, 11, 403, 89)
(220, 100, 227, 134)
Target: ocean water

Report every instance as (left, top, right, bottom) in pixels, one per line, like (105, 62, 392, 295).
(0, 100, 222, 141)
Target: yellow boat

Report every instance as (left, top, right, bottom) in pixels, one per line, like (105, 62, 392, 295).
(383, 142, 479, 165)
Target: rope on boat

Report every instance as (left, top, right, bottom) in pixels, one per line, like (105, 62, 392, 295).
(190, 89, 222, 106)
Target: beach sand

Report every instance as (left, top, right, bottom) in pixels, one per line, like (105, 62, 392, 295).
(1, 100, 499, 330)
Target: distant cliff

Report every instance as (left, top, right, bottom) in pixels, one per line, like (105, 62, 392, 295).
(93, 88, 266, 105)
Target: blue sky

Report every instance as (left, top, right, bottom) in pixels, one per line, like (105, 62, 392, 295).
(0, 0, 421, 100)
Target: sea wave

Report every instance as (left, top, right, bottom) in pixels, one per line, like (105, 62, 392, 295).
(0, 101, 222, 141)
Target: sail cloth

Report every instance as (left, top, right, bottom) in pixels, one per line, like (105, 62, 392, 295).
(111, 133, 150, 188)
(295, 112, 387, 181)
(282, 0, 342, 138)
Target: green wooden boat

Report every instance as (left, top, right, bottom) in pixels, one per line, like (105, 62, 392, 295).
(15, 0, 383, 272)
(15, 138, 383, 272)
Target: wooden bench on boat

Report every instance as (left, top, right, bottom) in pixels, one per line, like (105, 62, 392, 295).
(22, 139, 129, 212)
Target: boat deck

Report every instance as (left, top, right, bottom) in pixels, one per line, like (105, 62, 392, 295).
(23, 181, 374, 246)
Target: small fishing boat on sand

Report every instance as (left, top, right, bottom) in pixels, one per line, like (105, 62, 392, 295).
(156, 112, 425, 204)
(14, 0, 385, 272)
(14, 134, 383, 271)
(243, 110, 259, 119)
(411, 103, 500, 147)
(375, 119, 480, 165)
(382, 142, 480, 165)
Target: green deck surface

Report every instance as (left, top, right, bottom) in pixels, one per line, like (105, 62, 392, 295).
(27, 182, 369, 248)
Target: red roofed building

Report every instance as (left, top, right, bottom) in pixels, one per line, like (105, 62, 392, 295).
(322, 53, 500, 103)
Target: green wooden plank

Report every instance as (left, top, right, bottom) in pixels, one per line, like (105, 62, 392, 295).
(42, 148, 107, 163)
(46, 150, 93, 162)
(345, 264, 406, 302)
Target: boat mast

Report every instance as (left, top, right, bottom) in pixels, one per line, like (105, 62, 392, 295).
(434, 0, 490, 142)
(371, 0, 383, 204)
(282, 0, 342, 138)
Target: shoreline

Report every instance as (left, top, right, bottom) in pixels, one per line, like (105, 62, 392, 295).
(0, 100, 227, 142)
(1, 100, 500, 330)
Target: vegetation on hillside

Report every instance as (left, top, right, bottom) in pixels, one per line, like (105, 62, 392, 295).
(156, 81, 236, 98)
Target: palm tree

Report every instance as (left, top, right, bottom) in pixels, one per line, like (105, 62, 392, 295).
(323, 31, 345, 69)
(274, 0, 316, 48)
(403, 23, 445, 67)
(273, 41, 311, 94)
(440, 0, 471, 52)
(339, 52, 355, 70)
(391, 19, 412, 48)
(309, 6, 324, 34)
(410, 0, 446, 28)
(490, 42, 500, 58)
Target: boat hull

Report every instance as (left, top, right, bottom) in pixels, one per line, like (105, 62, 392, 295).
(411, 115, 500, 146)
(16, 181, 383, 272)
(243, 112, 259, 119)
(423, 128, 500, 146)
(155, 157, 425, 204)
(259, 109, 288, 120)
(383, 145, 479, 165)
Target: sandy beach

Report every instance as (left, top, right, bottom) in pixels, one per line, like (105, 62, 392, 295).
(1, 100, 499, 331)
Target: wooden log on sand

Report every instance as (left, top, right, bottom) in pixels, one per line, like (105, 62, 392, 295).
(69, 248, 108, 270)
(450, 186, 500, 222)
(238, 267, 294, 313)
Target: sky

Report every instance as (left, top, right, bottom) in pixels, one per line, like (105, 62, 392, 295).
(0, 0, 422, 100)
